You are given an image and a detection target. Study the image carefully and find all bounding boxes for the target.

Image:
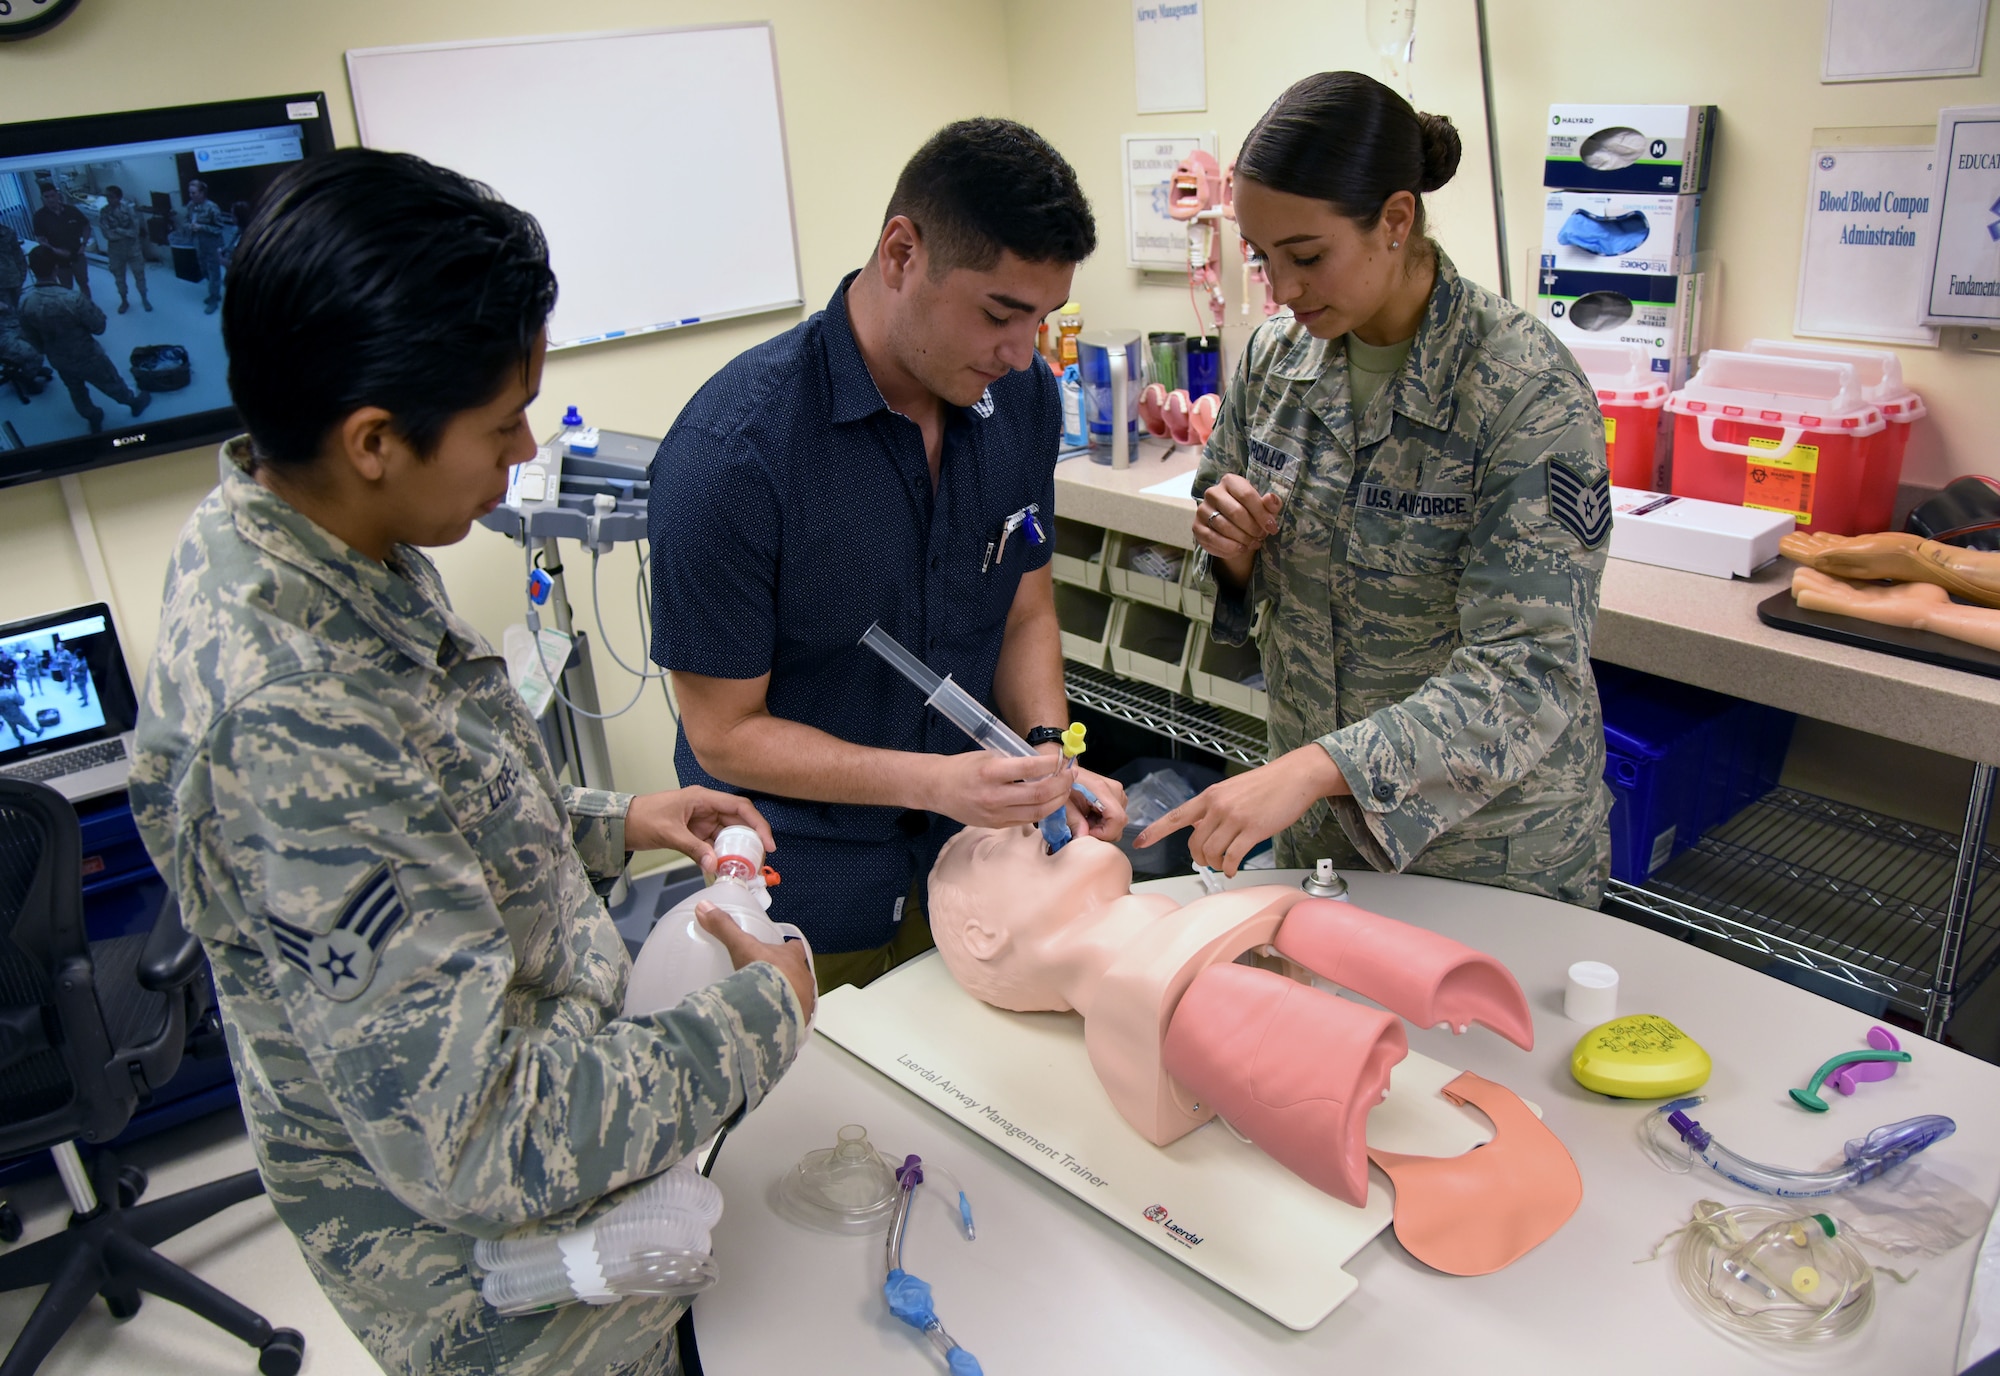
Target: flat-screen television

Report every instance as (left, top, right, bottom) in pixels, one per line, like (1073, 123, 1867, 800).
(0, 93, 334, 493)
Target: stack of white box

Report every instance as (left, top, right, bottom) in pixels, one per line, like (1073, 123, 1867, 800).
(1535, 105, 1714, 391)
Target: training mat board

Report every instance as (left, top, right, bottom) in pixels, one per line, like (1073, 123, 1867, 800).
(815, 951, 1506, 1331)
(1757, 588, 2000, 680)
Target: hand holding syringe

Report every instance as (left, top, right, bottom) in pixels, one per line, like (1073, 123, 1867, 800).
(860, 623, 1102, 851)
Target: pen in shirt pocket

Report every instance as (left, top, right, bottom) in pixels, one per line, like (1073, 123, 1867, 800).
(982, 502, 1045, 573)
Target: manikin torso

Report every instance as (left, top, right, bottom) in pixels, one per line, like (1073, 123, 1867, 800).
(926, 824, 1311, 1145)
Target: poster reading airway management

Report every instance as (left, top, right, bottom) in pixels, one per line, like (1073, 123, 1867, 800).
(1923, 105, 2000, 327)
(1796, 145, 1939, 345)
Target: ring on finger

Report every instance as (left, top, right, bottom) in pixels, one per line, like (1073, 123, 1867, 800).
(1206, 508, 1222, 526)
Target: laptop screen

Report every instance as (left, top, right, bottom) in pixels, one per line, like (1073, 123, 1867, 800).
(0, 603, 138, 764)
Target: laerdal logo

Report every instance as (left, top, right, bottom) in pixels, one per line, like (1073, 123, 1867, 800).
(1141, 1203, 1204, 1248)
(112, 433, 146, 447)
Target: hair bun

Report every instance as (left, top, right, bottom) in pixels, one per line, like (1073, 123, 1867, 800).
(1415, 112, 1462, 193)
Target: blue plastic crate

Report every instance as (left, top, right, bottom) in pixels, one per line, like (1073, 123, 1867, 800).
(1594, 662, 1795, 883)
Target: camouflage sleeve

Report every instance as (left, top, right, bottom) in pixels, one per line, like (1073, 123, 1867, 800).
(1318, 374, 1608, 870)
(1192, 332, 1262, 647)
(559, 785, 632, 881)
(206, 678, 806, 1236)
(79, 295, 106, 337)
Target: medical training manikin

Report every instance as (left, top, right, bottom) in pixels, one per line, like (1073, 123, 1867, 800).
(926, 826, 1582, 1274)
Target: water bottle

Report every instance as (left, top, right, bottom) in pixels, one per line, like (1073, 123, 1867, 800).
(1060, 364, 1087, 449)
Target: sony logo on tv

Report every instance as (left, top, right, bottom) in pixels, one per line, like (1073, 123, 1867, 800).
(112, 434, 147, 448)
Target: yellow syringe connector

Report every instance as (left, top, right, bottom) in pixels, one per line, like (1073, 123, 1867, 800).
(1061, 722, 1088, 759)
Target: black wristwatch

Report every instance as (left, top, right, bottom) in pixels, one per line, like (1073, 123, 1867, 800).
(1025, 725, 1067, 748)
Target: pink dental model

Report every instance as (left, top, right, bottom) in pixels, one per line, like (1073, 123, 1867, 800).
(927, 826, 1539, 1209)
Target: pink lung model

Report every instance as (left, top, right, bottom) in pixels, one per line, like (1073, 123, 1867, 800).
(1162, 962, 1407, 1206)
(1273, 898, 1534, 1050)
(927, 827, 1545, 1223)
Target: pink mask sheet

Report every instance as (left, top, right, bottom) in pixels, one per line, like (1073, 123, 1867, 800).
(1365, 1071, 1582, 1275)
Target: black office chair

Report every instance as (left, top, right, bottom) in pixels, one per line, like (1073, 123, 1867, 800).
(0, 779, 303, 1376)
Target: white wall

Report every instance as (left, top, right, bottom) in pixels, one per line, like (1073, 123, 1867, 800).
(0, 0, 1012, 870)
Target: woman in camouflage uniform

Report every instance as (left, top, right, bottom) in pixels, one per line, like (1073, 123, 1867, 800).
(1138, 72, 1613, 907)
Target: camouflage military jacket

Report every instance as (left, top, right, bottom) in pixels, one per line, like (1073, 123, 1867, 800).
(18, 282, 107, 371)
(183, 197, 227, 236)
(132, 442, 806, 1376)
(97, 200, 144, 244)
(1196, 250, 1612, 906)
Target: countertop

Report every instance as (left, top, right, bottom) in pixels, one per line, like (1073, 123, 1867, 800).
(1053, 449, 2000, 765)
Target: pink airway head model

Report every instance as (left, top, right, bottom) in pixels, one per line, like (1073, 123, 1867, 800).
(1161, 961, 1407, 1208)
(1272, 899, 1535, 1050)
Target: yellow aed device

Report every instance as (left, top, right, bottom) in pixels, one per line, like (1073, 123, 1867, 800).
(1570, 1014, 1712, 1098)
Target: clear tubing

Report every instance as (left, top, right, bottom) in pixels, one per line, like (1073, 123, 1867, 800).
(475, 1206, 714, 1274)
(1642, 1098, 1956, 1198)
(472, 1168, 724, 1272)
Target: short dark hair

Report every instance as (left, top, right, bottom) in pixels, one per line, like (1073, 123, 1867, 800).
(26, 245, 57, 278)
(1238, 71, 1462, 239)
(224, 147, 557, 469)
(884, 117, 1095, 274)
(105, 184, 122, 198)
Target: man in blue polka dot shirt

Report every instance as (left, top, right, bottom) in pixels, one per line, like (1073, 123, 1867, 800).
(652, 119, 1128, 991)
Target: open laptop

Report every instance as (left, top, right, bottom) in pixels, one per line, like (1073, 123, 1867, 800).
(0, 603, 141, 803)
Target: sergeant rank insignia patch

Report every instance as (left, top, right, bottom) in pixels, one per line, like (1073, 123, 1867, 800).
(1548, 458, 1611, 550)
(270, 865, 409, 1001)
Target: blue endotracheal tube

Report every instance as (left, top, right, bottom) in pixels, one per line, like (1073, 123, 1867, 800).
(859, 623, 1100, 853)
(884, 1154, 982, 1375)
(1640, 1096, 1955, 1197)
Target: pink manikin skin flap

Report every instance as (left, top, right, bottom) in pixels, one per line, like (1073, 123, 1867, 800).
(1272, 899, 1534, 1050)
(1161, 962, 1408, 1209)
(1366, 1071, 1582, 1276)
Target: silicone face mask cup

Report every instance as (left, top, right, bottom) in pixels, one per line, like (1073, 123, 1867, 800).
(1567, 291, 1636, 332)
(1557, 209, 1652, 258)
(1580, 126, 1650, 171)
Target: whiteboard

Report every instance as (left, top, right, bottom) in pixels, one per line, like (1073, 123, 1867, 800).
(348, 24, 803, 350)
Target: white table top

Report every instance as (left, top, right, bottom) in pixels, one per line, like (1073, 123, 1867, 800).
(692, 870, 2000, 1374)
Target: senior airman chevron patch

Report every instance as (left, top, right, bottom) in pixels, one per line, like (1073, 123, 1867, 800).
(1548, 457, 1611, 550)
(269, 865, 408, 1001)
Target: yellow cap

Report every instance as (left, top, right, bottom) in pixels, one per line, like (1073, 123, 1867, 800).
(1061, 722, 1088, 758)
(1059, 301, 1081, 316)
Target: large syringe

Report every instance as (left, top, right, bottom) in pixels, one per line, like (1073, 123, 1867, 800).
(860, 623, 1098, 851)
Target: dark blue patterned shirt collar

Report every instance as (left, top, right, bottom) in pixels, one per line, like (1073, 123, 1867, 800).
(821, 269, 996, 427)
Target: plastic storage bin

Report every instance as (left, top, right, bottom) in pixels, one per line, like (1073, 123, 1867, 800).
(1108, 600, 1194, 693)
(1567, 339, 1669, 490)
(1054, 583, 1116, 669)
(1187, 626, 1268, 719)
(1104, 532, 1188, 608)
(1182, 557, 1217, 622)
(1744, 338, 1924, 535)
(1052, 517, 1107, 589)
(1665, 351, 1885, 535)
(1595, 662, 1796, 884)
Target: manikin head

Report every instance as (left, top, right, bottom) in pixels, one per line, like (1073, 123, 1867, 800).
(927, 825, 1136, 1013)
(866, 118, 1095, 408)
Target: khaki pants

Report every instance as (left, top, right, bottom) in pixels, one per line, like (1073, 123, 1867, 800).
(106, 240, 147, 302)
(811, 881, 935, 994)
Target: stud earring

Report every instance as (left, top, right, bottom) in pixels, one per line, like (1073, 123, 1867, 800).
(1390, 240, 1401, 249)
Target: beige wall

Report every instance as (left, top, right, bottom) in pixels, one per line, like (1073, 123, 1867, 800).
(1004, 0, 1505, 369)
(0, 0, 1011, 869)
(1009, 0, 2000, 484)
